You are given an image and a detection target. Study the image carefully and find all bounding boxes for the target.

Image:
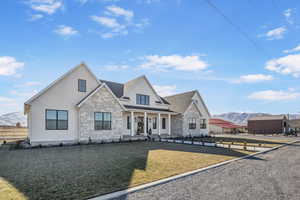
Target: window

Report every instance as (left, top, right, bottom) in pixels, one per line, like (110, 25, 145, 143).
(127, 116, 131, 129)
(153, 117, 157, 129)
(189, 118, 196, 129)
(78, 79, 86, 92)
(46, 110, 68, 130)
(162, 118, 166, 129)
(95, 112, 111, 130)
(136, 94, 150, 105)
(200, 119, 206, 129)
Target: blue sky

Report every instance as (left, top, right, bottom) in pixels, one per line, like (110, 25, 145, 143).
(0, 0, 300, 115)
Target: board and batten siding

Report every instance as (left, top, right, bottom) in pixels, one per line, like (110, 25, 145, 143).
(28, 65, 99, 145)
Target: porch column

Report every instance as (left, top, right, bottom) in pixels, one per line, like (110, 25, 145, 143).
(144, 112, 147, 135)
(158, 113, 161, 135)
(168, 114, 171, 135)
(131, 111, 134, 136)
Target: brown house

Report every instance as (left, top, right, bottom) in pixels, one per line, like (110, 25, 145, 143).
(247, 115, 288, 134)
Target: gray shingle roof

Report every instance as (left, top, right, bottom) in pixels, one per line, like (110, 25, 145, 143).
(248, 115, 286, 121)
(164, 90, 196, 113)
(100, 80, 124, 98)
(99, 79, 170, 104)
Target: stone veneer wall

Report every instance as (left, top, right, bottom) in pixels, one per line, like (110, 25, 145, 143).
(79, 86, 124, 142)
(171, 114, 183, 136)
(182, 103, 209, 136)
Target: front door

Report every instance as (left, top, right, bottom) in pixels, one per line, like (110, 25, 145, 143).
(136, 117, 144, 135)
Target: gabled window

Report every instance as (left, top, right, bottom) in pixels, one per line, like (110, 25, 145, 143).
(189, 118, 196, 129)
(78, 79, 86, 92)
(95, 112, 111, 130)
(200, 119, 206, 129)
(162, 118, 166, 129)
(46, 109, 68, 130)
(136, 94, 150, 105)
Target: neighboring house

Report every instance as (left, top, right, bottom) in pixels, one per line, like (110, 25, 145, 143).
(247, 115, 288, 134)
(24, 63, 211, 146)
(288, 119, 300, 132)
(209, 118, 242, 134)
(164, 91, 211, 137)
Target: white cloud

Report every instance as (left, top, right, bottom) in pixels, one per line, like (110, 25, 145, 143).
(0, 56, 24, 76)
(0, 96, 15, 103)
(91, 5, 148, 39)
(105, 5, 133, 21)
(153, 85, 177, 97)
(91, 16, 122, 28)
(30, 14, 44, 21)
(104, 65, 129, 71)
(54, 25, 78, 36)
(262, 27, 286, 40)
(140, 55, 208, 71)
(283, 8, 294, 24)
(265, 54, 300, 77)
(249, 90, 300, 101)
(283, 44, 300, 54)
(234, 74, 274, 83)
(10, 90, 38, 98)
(16, 81, 42, 88)
(28, 0, 63, 15)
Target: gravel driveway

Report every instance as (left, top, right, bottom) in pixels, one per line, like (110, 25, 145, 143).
(115, 142, 300, 200)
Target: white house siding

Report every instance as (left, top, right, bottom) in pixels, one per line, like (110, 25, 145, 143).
(122, 76, 169, 110)
(182, 103, 209, 136)
(29, 65, 99, 146)
(79, 86, 124, 142)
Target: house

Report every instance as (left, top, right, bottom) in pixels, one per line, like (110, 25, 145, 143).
(288, 119, 300, 132)
(164, 90, 211, 137)
(247, 115, 288, 134)
(24, 63, 211, 146)
(209, 118, 242, 134)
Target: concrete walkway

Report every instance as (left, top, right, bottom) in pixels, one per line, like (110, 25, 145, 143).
(113, 142, 300, 200)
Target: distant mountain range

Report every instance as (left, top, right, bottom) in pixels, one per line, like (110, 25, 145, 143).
(213, 112, 300, 125)
(0, 112, 27, 127)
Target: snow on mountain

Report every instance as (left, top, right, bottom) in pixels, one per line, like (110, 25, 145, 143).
(0, 112, 27, 127)
(213, 112, 300, 125)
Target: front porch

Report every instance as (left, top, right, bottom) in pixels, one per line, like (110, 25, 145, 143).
(122, 108, 176, 138)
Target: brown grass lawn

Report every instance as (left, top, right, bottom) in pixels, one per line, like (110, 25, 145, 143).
(193, 136, 292, 148)
(0, 142, 253, 200)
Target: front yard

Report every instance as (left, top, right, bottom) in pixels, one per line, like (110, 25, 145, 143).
(0, 142, 252, 200)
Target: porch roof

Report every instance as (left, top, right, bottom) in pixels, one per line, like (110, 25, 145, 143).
(123, 105, 176, 114)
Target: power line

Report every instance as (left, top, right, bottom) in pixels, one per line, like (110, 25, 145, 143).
(203, 0, 273, 59)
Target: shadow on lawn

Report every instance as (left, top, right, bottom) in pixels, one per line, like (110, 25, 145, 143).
(0, 141, 266, 200)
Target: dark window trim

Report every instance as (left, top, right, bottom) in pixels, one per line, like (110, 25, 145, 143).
(45, 109, 68, 130)
(136, 94, 150, 105)
(78, 79, 87, 92)
(153, 117, 157, 129)
(162, 118, 166, 129)
(127, 116, 131, 130)
(94, 112, 112, 130)
(189, 118, 196, 129)
(200, 119, 207, 129)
